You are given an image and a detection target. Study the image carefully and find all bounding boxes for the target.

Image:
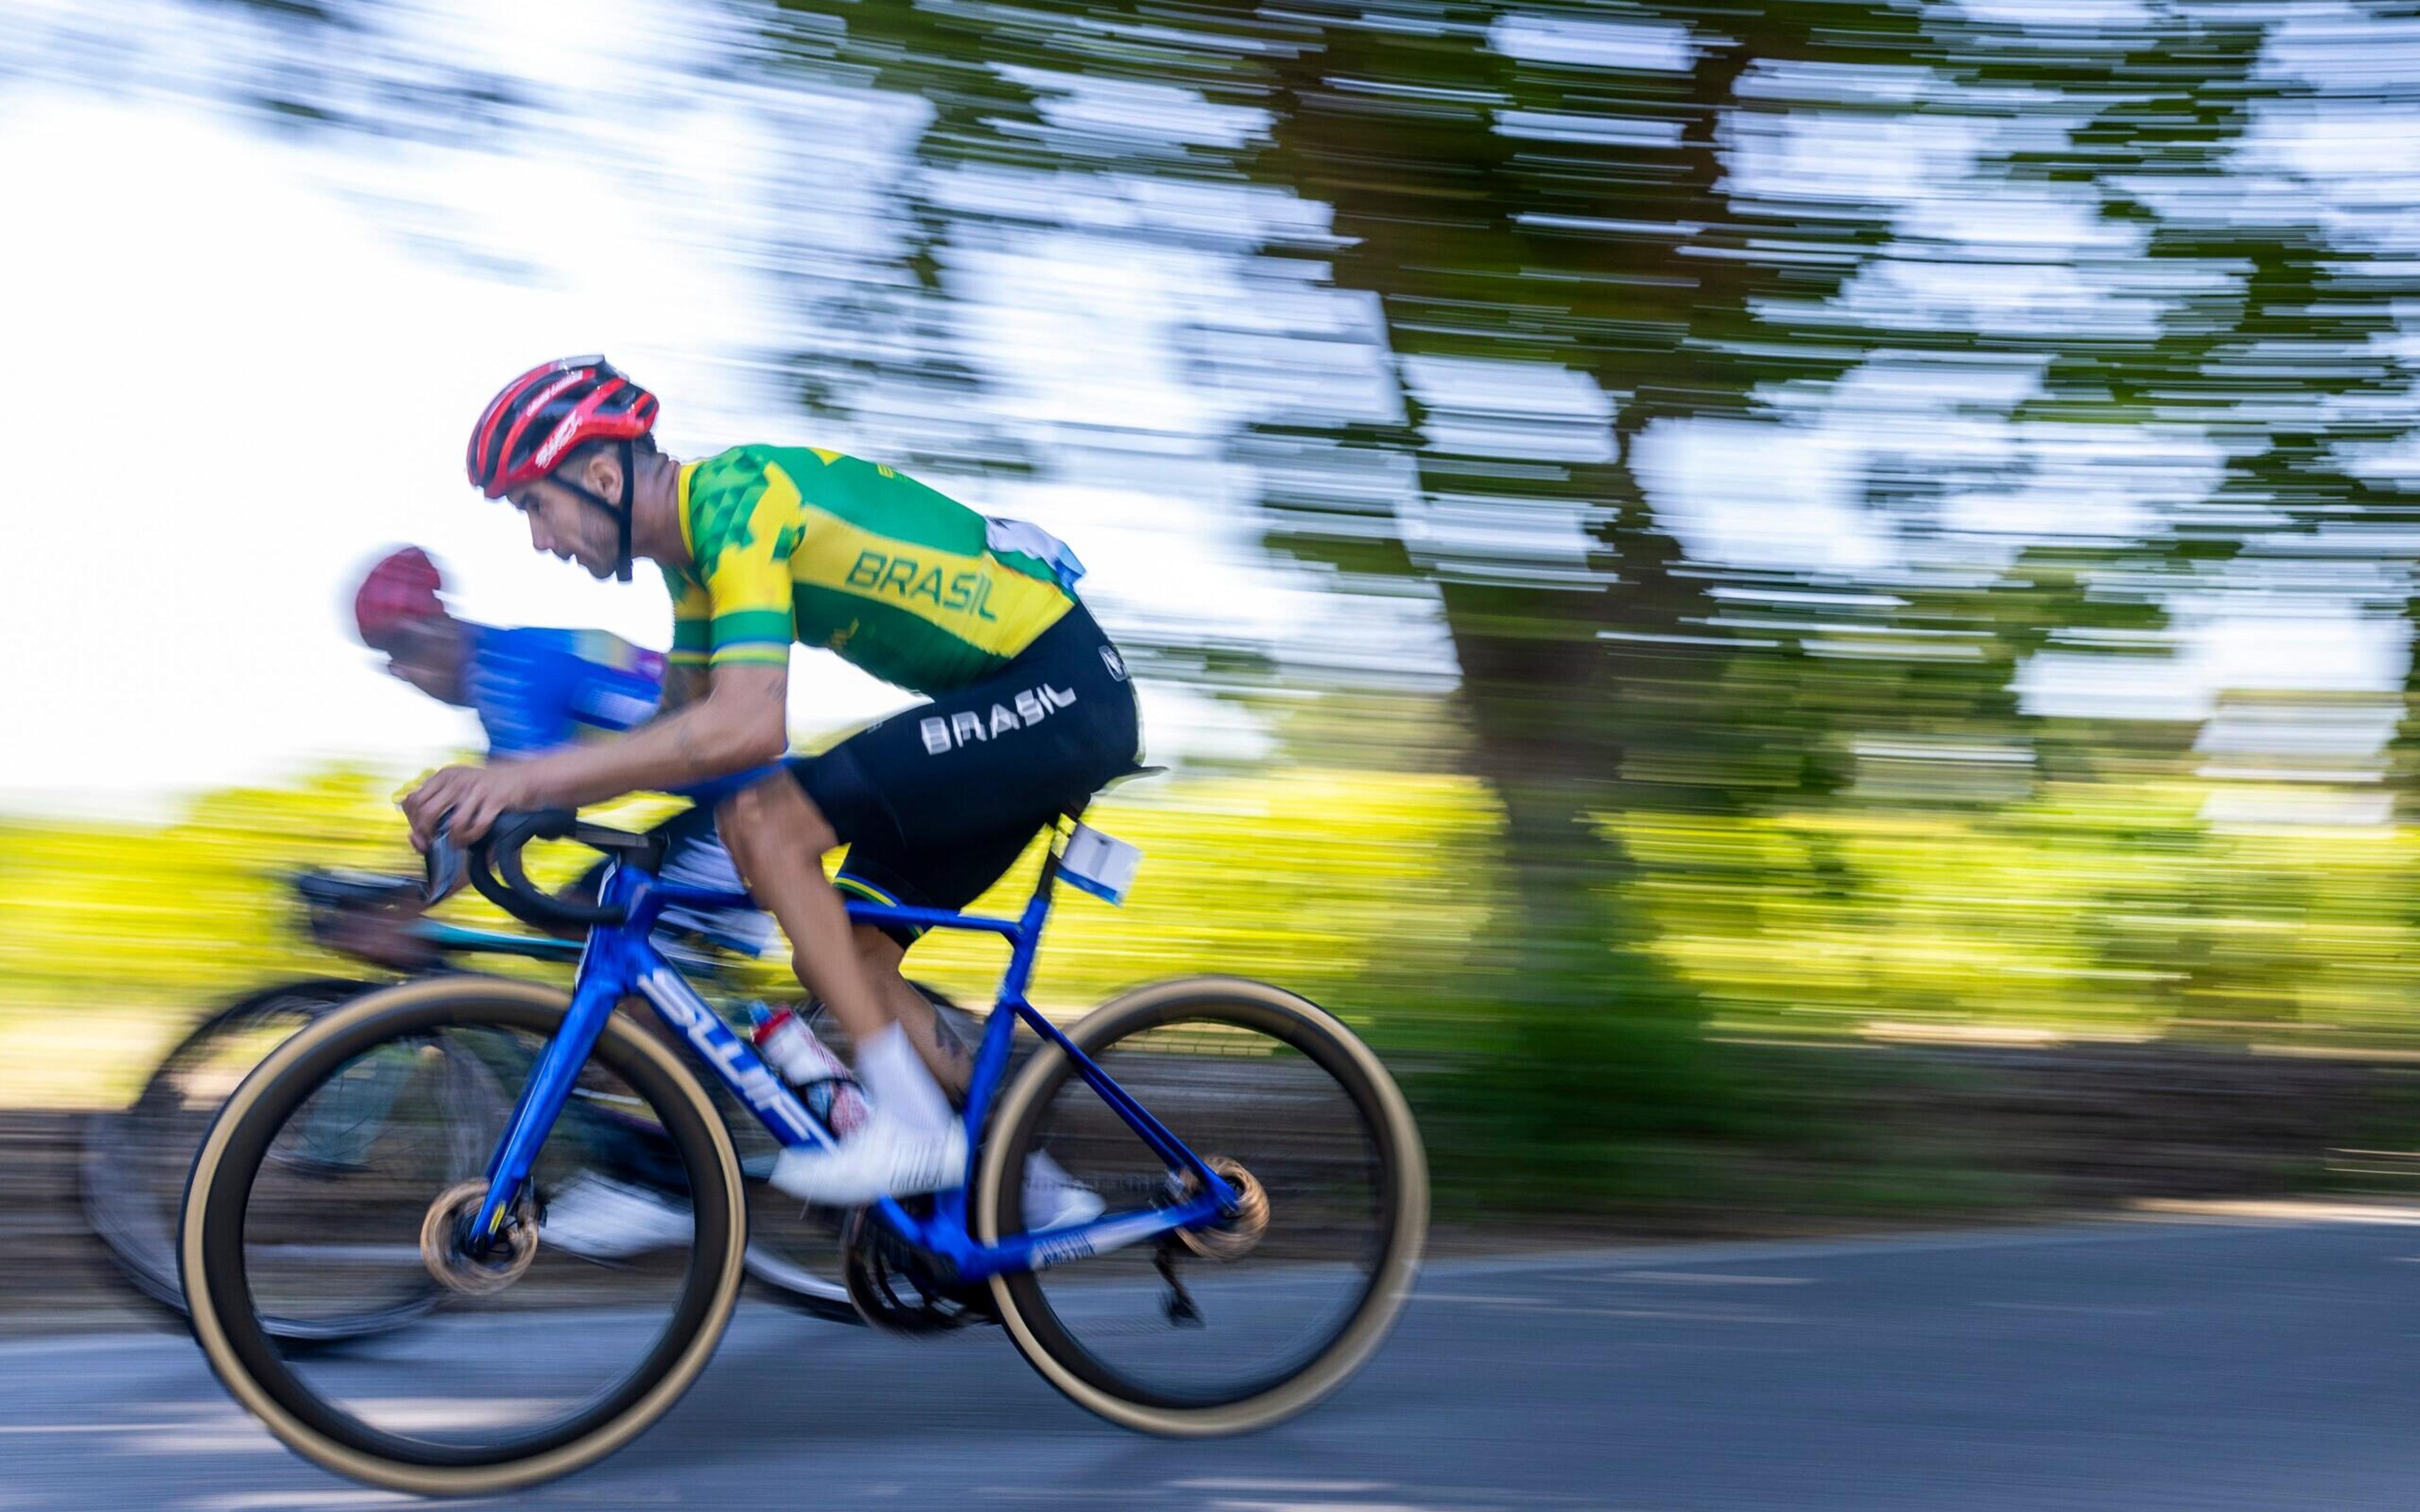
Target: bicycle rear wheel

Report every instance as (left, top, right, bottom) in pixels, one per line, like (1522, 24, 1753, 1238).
(180, 976, 745, 1496)
(974, 976, 1426, 1435)
(81, 977, 435, 1342)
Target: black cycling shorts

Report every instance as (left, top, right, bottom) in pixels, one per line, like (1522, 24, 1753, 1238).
(789, 601, 1141, 942)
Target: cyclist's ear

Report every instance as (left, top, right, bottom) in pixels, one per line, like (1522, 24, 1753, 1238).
(577, 445, 625, 506)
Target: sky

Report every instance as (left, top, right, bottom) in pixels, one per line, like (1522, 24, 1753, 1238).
(0, 43, 1334, 815)
(0, 83, 835, 809)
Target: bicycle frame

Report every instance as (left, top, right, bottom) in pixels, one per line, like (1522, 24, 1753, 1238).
(412, 920, 583, 962)
(467, 832, 1241, 1283)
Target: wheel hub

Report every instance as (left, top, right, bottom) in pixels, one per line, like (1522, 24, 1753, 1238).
(418, 1179, 538, 1296)
(1175, 1155, 1270, 1261)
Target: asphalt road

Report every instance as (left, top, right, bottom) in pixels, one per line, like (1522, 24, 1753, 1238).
(8, 1216, 2420, 1511)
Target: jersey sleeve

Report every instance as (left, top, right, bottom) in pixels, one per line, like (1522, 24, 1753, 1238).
(684, 450, 802, 669)
(664, 566, 714, 672)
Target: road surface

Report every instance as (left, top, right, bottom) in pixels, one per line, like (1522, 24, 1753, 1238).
(6, 1216, 2420, 1509)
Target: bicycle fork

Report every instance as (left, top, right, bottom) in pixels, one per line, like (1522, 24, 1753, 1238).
(464, 967, 622, 1248)
(463, 932, 838, 1251)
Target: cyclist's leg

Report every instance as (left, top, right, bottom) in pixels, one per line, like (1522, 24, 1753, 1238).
(756, 607, 1140, 1200)
(719, 776, 966, 1201)
(778, 598, 1138, 1045)
(556, 806, 771, 955)
(798, 629, 1136, 1057)
(653, 806, 778, 956)
(831, 833, 1110, 1228)
(713, 777, 896, 1056)
(830, 827, 1042, 1094)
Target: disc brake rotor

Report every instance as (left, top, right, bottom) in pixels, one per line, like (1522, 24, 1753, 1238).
(1173, 1155, 1270, 1262)
(418, 1179, 538, 1297)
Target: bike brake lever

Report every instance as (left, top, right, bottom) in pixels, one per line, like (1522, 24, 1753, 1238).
(424, 816, 468, 905)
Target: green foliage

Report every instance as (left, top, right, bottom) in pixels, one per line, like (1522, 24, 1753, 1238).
(0, 765, 1495, 1103)
(18, 764, 2420, 1215)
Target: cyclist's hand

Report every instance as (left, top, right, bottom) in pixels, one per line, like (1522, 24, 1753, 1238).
(402, 763, 535, 850)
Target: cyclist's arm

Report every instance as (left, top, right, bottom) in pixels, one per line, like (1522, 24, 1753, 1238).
(652, 660, 710, 719)
(635, 565, 722, 727)
(523, 662, 785, 803)
(403, 462, 803, 844)
(628, 582, 726, 735)
(403, 662, 786, 845)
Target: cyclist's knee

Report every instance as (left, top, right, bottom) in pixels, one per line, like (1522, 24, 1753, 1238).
(715, 772, 836, 856)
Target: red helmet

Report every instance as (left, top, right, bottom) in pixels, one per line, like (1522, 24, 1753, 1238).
(465, 355, 658, 500)
(354, 546, 446, 642)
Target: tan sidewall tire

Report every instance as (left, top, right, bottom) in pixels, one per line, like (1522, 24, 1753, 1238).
(179, 975, 748, 1496)
(974, 976, 1427, 1436)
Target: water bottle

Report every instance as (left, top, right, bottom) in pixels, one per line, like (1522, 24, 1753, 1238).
(747, 1002, 870, 1136)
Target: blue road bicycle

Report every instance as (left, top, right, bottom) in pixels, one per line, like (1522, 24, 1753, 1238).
(179, 805, 1428, 1495)
(91, 867, 942, 1341)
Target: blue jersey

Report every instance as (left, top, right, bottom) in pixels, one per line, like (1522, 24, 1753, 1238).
(463, 626, 664, 760)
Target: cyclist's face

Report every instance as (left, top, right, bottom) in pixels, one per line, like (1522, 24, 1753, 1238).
(368, 617, 464, 703)
(510, 478, 616, 579)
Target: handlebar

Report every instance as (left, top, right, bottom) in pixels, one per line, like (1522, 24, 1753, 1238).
(424, 810, 666, 932)
(417, 766, 786, 929)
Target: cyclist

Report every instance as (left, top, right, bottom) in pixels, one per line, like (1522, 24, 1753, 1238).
(356, 544, 659, 759)
(403, 357, 1136, 1218)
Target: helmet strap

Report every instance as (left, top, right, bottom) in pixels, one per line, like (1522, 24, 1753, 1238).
(557, 438, 638, 583)
(614, 438, 635, 583)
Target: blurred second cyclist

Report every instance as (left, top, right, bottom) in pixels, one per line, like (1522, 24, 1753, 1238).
(350, 545, 771, 1256)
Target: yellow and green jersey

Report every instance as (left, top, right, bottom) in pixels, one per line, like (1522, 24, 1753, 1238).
(664, 444, 1077, 694)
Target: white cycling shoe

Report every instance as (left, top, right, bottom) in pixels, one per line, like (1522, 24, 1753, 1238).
(771, 1110, 968, 1208)
(541, 1173, 694, 1260)
(768, 1118, 1107, 1231)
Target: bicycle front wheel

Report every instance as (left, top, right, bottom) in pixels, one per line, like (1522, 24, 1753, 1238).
(180, 977, 746, 1496)
(974, 977, 1427, 1436)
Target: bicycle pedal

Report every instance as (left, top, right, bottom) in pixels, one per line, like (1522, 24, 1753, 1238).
(1155, 1238, 1204, 1327)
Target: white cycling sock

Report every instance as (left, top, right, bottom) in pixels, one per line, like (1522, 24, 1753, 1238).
(854, 1024, 954, 1136)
